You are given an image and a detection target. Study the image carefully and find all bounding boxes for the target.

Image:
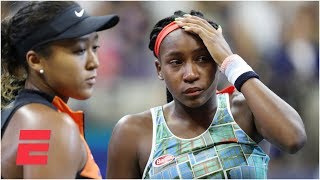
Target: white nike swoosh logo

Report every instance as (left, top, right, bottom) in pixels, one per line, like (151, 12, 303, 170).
(75, 9, 84, 17)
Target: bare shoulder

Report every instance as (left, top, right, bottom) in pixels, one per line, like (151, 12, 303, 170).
(2, 103, 85, 178)
(10, 103, 80, 132)
(4, 103, 83, 152)
(113, 110, 153, 137)
(107, 110, 153, 178)
(229, 90, 252, 115)
(229, 90, 246, 106)
(110, 110, 153, 153)
(229, 90, 252, 118)
(228, 91, 262, 142)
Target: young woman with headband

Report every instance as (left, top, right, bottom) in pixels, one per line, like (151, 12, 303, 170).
(1, 1, 119, 178)
(106, 10, 306, 179)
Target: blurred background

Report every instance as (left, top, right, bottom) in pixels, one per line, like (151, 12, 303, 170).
(2, 1, 319, 178)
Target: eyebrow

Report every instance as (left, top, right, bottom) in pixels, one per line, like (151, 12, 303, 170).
(164, 50, 182, 57)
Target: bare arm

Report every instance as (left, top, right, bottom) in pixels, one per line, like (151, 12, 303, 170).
(240, 78, 306, 153)
(107, 115, 142, 178)
(23, 105, 85, 178)
(2, 104, 86, 178)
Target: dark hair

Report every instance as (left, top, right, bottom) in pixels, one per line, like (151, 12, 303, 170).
(148, 10, 219, 103)
(1, 1, 76, 108)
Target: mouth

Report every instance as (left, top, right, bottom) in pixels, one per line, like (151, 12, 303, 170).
(183, 87, 204, 96)
(86, 76, 96, 85)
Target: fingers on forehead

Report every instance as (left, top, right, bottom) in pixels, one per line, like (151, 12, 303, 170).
(183, 14, 211, 25)
(183, 15, 217, 32)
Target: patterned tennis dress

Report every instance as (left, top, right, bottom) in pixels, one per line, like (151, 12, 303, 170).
(142, 91, 269, 179)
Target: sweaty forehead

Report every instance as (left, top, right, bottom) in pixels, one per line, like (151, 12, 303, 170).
(159, 29, 204, 56)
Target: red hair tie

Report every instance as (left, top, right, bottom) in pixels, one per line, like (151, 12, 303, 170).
(154, 22, 180, 58)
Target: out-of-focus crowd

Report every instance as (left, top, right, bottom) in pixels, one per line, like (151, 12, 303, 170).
(2, 1, 318, 178)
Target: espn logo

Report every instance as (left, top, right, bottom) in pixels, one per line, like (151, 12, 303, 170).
(16, 130, 51, 165)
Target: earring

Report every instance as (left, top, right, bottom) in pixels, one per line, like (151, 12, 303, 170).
(39, 69, 44, 74)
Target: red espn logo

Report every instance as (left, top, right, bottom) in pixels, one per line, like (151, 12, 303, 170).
(16, 130, 51, 165)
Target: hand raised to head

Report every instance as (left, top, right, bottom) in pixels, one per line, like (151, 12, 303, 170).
(175, 14, 233, 66)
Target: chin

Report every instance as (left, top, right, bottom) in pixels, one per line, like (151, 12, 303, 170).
(78, 95, 91, 100)
(181, 98, 206, 108)
(183, 95, 212, 108)
(74, 90, 93, 100)
(185, 102, 204, 108)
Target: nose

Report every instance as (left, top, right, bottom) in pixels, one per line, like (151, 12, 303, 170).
(86, 50, 100, 70)
(183, 62, 199, 83)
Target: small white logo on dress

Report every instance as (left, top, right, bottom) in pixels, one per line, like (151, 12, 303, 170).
(152, 154, 175, 167)
(75, 9, 84, 17)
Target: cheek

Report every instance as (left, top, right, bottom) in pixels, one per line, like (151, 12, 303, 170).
(207, 64, 218, 81)
(51, 63, 78, 79)
(162, 72, 179, 91)
(46, 60, 83, 86)
(163, 77, 176, 89)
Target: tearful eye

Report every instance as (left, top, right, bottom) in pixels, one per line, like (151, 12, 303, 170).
(197, 55, 211, 62)
(169, 60, 182, 65)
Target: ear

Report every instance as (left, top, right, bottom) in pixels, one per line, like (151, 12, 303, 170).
(25, 50, 44, 73)
(155, 60, 164, 80)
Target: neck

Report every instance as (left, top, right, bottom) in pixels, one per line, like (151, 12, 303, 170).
(172, 95, 218, 126)
(24, 75, 69, 103)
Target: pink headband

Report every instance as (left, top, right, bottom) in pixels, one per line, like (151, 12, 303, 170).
(154, 22, 180, 58)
